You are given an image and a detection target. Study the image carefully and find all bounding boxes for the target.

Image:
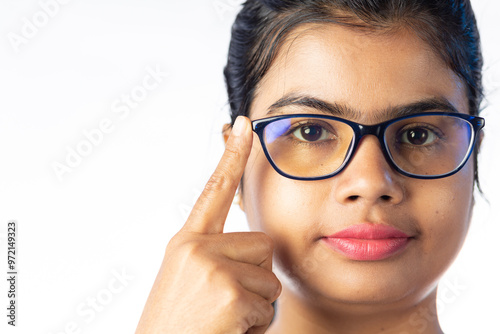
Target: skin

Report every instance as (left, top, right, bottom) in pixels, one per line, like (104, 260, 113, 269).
(136, 22, 475, 334)
(136, 115, 277, 334)
(242, 24, 474, 333)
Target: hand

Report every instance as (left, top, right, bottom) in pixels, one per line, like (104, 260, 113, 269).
(136, 116, 281, 334)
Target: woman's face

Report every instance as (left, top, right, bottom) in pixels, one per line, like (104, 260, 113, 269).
(241, 24, 474, 309)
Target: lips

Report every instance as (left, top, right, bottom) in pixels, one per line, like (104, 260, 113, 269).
(321, 224, 412, 261)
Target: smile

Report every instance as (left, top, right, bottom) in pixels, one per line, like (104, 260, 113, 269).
(321, 223, 412, 261)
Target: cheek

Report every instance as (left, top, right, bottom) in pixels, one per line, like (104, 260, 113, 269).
(412, 162, 474, 268)
(243, 156, 319, 235)
(242, 140, 325, 254)
(243, 172, 324, 288)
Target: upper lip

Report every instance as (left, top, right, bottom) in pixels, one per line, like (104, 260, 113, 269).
(325, 223, 411, 239)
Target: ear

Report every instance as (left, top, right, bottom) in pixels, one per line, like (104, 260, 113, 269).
(222, 123, 231, 145)
(222, 123, 246, 212)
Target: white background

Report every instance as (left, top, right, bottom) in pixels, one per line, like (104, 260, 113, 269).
(0, 0, 499, 333)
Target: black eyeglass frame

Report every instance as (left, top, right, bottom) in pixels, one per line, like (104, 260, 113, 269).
(252, 112, 485, 181)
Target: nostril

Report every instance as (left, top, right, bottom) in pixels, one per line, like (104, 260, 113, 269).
(381, 195, 392, 201)
(346, 195, 392, 202)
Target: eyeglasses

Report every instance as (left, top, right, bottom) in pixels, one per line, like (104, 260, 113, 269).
(252, 112, 485, 180)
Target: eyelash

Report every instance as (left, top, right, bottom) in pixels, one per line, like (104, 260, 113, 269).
(284, 121, 335, 146)
(394, 123, 445, 148)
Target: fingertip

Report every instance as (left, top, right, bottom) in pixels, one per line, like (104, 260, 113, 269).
(231, 116, 252, 139)
(223, 116, 251, 148)
(226, 116, 253, 160)
(232, 116, 246, 136)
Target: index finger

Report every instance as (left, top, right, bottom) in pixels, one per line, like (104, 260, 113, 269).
(183, 116, 253, 234)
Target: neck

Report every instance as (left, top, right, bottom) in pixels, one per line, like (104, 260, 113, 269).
(266, 286, 443, 334)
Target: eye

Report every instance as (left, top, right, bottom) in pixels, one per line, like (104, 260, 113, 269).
(398, 126, 438, 146)
(292, 124, 333, 142)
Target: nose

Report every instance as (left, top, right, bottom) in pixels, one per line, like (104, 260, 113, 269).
(334, 136, 404, 206)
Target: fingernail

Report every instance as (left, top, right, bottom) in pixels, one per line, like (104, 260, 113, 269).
(232, 116, 246, 137)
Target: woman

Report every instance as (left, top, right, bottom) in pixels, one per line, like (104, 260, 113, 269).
(137, 0, 485, 333)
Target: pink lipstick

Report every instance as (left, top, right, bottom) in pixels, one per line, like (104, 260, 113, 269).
(322, 224, 411, 261)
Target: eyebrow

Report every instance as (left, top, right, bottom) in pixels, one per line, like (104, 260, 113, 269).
(266, 93, 459, 121)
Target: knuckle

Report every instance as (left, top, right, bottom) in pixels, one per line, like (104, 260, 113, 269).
(222, 288, 274, 331)
(171, 237, 208, 265)
(256, 232, 274, 253)
(255, 298, 273, 316)
(224, 142, 242, 159)
(204, 170, 235, 196)
(242, 314, 258, 331)
(247, 299, 274, 326)
(204, 261, 228, 282)
(269, 275, 281, 298)
(167, 232, 188, 249)
(179, 238, 204, 256)
(271, 277, 282, 301)
(261, 300, 275, 319)
(221, 284, 247, 311)
(235, 319, 252, 334)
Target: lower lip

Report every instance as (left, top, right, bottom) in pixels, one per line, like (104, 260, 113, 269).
(322, 237, 411, 261)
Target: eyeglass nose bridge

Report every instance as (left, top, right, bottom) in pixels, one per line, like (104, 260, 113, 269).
(343, 121, 399, 175)
(353, 122, 386, 139)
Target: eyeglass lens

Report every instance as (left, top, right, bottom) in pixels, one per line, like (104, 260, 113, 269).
(262, 115, 474, 178)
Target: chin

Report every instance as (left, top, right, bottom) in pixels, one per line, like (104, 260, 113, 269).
(274, 241, 447, 312)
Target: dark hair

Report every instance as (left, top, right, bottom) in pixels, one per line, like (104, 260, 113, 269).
(224, 0, 483, 186)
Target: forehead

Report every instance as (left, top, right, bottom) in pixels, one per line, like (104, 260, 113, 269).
(250, 23, 467, 123)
